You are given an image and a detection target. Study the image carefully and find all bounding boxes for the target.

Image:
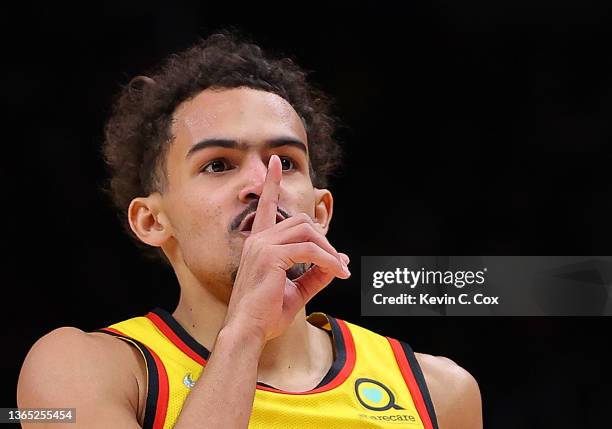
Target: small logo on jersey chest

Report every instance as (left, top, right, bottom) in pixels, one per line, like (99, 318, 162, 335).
(354, 378, 421, 424)
(354, 378, 404, 411)
(183, 373, 197, 389)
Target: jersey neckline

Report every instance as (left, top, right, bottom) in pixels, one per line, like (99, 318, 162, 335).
(145, 307, 356, 395)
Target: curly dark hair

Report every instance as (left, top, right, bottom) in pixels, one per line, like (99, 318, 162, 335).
(102, 30, 343, 263)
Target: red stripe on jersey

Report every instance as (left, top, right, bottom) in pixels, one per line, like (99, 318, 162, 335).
(148, 345, 169, 429)
(388, 337, 435, 429)
(145, 311, 207, 366)
(102, 327, 123, 336)
(103, 327, 169, 429)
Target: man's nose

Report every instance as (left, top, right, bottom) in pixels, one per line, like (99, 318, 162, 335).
(238, 158, 269, 203)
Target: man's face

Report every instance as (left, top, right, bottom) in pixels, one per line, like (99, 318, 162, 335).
(158, 87, 328, 298)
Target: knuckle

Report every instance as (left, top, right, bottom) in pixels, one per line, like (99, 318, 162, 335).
(304, 242, 318, 255)
(303, 223, 334, 249)
(296, 223, 314, 239)
(297, 212, 312, 223)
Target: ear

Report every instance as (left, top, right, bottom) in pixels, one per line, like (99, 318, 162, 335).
(313, 188, 334, 234)
(127, 193, 173, 248)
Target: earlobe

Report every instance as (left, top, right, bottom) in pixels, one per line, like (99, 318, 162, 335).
(127, 194, 171, 247)
(313, 188, 334, 234)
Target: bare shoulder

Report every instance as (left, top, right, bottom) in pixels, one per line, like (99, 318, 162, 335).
(415, 353, 482, 429)
(17, 327, 145, 428)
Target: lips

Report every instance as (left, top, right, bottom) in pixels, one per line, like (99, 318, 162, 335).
(239, 212, 285, 232)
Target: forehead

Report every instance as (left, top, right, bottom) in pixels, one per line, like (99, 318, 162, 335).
(172, 87, 308, 148)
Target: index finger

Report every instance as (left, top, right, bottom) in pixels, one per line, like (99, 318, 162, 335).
(251, 154, 282, 233)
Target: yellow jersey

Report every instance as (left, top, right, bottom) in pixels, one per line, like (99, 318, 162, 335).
(95, 308, 438, 429)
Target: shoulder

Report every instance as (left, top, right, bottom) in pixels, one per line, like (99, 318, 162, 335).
(17, 327, 146, 426)
(414, 352, 482, 429)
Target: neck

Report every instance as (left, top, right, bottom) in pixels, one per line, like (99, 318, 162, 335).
(171, 266, 333, 391)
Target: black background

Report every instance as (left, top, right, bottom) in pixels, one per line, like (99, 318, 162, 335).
(2, 1, 612, 427)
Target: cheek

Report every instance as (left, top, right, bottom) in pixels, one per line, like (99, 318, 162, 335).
(186, 199, 224, 234)
(169, 191, 225, 240)
(177, 200, 231, 270)
(288, 188, 316, 216)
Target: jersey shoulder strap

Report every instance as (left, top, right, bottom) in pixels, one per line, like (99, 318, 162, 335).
(93, 315, 170, 429)
(386, 336, 439, 429)
(340, 319, 439, 429)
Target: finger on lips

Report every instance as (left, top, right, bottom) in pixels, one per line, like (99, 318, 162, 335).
(248, 155, 351, 277)
(251, 155, 282, 234)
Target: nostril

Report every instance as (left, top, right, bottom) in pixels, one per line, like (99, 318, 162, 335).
(245, 193, 259, 201)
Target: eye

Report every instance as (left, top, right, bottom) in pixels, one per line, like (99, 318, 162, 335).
(279, 156, 295, 171)
(202, 159, 232, 173)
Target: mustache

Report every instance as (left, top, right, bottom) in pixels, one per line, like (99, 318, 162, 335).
(229, 199, 292, 232)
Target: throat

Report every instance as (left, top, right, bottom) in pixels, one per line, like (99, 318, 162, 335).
(256, 319, 334, 392)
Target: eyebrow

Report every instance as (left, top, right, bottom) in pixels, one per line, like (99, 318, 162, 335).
(185, 137, 308, 159)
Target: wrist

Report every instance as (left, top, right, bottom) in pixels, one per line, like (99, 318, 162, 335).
(217, 318, 267, 355)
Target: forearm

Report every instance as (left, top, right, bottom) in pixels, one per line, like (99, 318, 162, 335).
(173, 323, 265, 429)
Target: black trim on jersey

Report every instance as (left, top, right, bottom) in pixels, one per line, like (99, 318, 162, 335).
(93, 329, 159, 429)
(257, 317, 345, 391)
(312, 316, 346, 389)
(399, 340, 440, 429)
(150, 308, 347, 392)
(151, 307, 211, 360)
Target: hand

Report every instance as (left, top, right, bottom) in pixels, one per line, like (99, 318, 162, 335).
(224, 155, 351, 342)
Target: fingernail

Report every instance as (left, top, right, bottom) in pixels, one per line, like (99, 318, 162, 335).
(342, 262, 351, 276)
(340, 254, 350, 265)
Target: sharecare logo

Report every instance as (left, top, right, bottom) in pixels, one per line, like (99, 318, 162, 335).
(372, 268, 487, 289)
